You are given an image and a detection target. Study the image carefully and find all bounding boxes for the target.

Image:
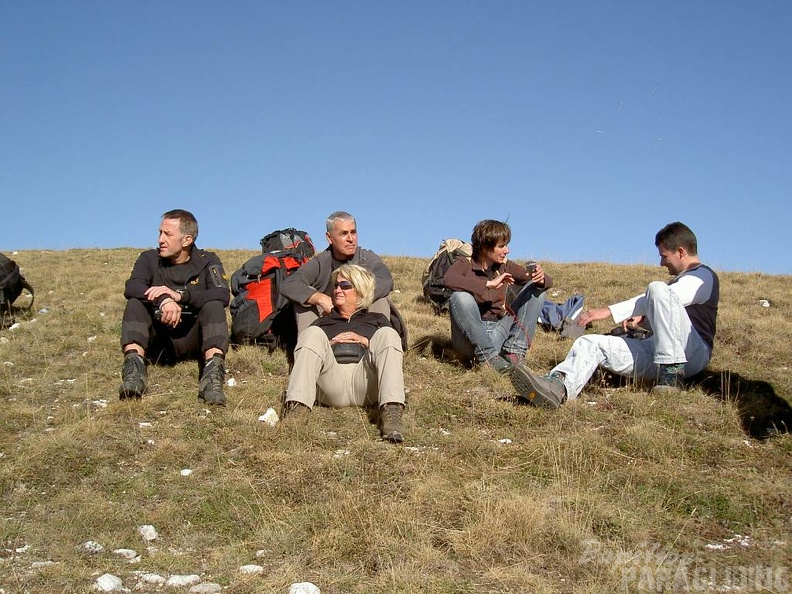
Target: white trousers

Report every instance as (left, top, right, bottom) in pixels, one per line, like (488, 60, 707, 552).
(553, 281, 712, 401)
(285, 326, 405, 408)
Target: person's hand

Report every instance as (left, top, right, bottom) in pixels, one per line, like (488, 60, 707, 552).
(158, 299, 182, 327)
(622, 316, 644, 332)
(530, 263, 546, 286)
(307, 292, 333, 316)
(487, 272, 514, 290)
(577, 307, 611, 327)
(330, 331, 369, 348)
(316, 294, 333, 315)
(145, 285, 180, 302)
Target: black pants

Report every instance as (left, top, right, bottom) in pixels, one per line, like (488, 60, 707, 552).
(120, 299, 228, 364)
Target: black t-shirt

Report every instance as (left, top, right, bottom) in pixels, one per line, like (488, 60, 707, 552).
(312, 309, 391, 342)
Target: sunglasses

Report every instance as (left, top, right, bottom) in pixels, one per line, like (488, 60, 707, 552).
(334, 280, 354, 290)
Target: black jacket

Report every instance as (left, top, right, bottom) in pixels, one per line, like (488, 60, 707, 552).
(312, 308, 391, 342)
(124, 246, 230, 310)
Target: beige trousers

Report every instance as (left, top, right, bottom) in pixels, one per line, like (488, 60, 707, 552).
(285, 326, 405, 409)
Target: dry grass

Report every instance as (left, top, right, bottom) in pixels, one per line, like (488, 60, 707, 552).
(0, 249, 790, 593)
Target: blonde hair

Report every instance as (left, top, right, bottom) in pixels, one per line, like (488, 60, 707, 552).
(333, 264, 375, 309)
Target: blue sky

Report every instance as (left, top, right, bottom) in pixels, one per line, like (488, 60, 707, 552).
(2, 1, 790, 275)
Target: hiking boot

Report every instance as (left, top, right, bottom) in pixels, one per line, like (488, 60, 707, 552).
(198, 355, 226, 405)
(502, 352, 522, 367)
(651, 363, 685, 394)
(484, 355, 514, 375)
(511, 365, 567, 409)
(119, 352, 147, 399)
(379, 403, 405, 443)
(281, 400, 311, 424)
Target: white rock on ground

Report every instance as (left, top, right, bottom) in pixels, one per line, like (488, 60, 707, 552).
(239, 564, 264, 574)
(189, 583, 222, 593)
(76, 540, 104, 555)
(94, 573, 123, 592)
(112, 548, 138, 561)
(258, 407, 279, 426)
(289, 582, 321, 594)
(166, 574, 201, 587)
(138, 525, 158, 541)
(135, 572, 165, 586)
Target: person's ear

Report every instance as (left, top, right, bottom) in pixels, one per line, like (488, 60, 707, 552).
(326, 231, 332, 244)
(182, 235, 194, 247)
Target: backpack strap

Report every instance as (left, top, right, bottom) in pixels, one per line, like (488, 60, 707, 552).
(20, 279, 34, 311)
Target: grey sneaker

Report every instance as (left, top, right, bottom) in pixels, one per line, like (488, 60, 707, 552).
(379, 403, 405, 443)
(511, 365, 567, 409)
(484, 355, 514, 375)
(119, 352, 147, 399)
(198, 355, 226, 405)
(651, 363, 685, 394)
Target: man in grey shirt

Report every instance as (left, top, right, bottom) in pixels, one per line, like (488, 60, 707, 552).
(280, 211, 393, 333)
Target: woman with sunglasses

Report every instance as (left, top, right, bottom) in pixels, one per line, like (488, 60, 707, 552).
(281, 264, 406, 442)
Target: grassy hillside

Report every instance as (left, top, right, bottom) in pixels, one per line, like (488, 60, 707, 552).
(1, 249, 790, 593)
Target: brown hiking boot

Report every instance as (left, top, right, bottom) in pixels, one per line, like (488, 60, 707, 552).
(281, 400, 311, 423)
(379, 403, 405, 443)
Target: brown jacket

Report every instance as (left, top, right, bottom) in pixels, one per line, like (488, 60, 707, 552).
(443, 258, 553, 321)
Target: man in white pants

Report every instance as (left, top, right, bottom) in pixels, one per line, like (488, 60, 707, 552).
(511, 222, 719, 408)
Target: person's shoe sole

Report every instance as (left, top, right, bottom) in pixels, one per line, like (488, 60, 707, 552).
(118, 386, 144, 399)
(511, 366, 565, 409)
(198, 393, 226, 406)
(382, 431, 404, 443)
(650, 384, 682, 395)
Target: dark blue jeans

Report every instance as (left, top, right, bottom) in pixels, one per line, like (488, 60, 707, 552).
(449, 284, 545, 363)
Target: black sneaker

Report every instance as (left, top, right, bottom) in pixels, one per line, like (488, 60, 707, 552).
(379, 403, 405, 443)
(119, 352, 147, 399)
(198, 355, 226, 405)
(511, 365, 567, 409)
(651, 363, 685, 394)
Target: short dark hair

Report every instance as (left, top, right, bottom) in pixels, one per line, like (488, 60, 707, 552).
(162, 209, 199, 240)
(655, 221, 697, 255)
(471, 220, 511, 260)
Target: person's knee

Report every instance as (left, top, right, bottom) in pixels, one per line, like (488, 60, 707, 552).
(295, 326, 329, 352)
(199, 300, 226, 320)
(449, 291, 476, 307)
(569, 334, 602, 353)
(448, 291, 478, 323)
(646, 281, 668, 300)
(371, 327, 402, 352)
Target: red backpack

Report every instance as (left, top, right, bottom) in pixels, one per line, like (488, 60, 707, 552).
(229, 251, 309, 349)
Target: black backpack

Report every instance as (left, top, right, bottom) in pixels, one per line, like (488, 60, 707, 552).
(259, 228, 315, 260)
(421, 239, 472, 314)
(229, 249, 311, 350)
(1, 252, 34, 327)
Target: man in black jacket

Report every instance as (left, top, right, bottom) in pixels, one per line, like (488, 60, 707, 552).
(119, 209, 230, 405)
